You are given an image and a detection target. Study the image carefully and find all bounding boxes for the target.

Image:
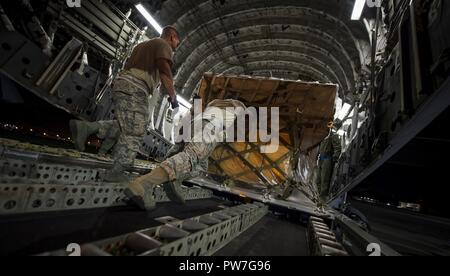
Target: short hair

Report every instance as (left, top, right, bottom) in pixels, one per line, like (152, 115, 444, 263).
(161, 26, 179, 38)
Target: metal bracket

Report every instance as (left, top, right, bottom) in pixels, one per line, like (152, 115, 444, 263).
(0, 183, 213, 215)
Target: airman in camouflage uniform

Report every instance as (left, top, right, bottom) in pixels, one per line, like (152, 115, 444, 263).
(125, 99, 247, 210)
(69, 26, 181, 182)
(317, 120, 342, 200)
(162, 128, 210, 180)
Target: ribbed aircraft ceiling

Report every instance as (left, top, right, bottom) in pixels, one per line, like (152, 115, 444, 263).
(121, 0, 374, 102)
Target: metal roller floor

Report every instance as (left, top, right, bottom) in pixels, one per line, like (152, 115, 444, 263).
(0, 198, 230, 255)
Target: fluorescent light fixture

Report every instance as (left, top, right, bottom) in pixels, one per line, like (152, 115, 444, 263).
(177, 95, 192, 109)
(351, 0, 366, 20)
(135, 3, 163, 34)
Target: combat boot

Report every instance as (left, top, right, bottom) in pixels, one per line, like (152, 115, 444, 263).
(125, 166, 171, 210)
(103, 163, 130, 183)
(124, 184, 155, 211)
(69, 120, 101, 152)
(163, 180, 186, 205)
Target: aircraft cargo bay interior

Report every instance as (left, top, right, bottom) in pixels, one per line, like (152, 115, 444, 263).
(0, 0, 449, 258)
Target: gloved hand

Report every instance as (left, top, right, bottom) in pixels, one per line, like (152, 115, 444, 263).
(169, 97, 179, 109)
(169, 96, 180, 116)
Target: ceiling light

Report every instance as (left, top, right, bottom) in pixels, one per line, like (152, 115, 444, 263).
(135, 3, 163, 34)
(351, 0, 366, 20)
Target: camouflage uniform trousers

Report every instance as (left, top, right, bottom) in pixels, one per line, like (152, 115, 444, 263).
(160, 119, 217, 182)
(317, 132, 341, 198)
(97, 78, 151, 168)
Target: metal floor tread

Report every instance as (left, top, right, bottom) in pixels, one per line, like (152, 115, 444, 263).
(0, 198, 230, 255)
